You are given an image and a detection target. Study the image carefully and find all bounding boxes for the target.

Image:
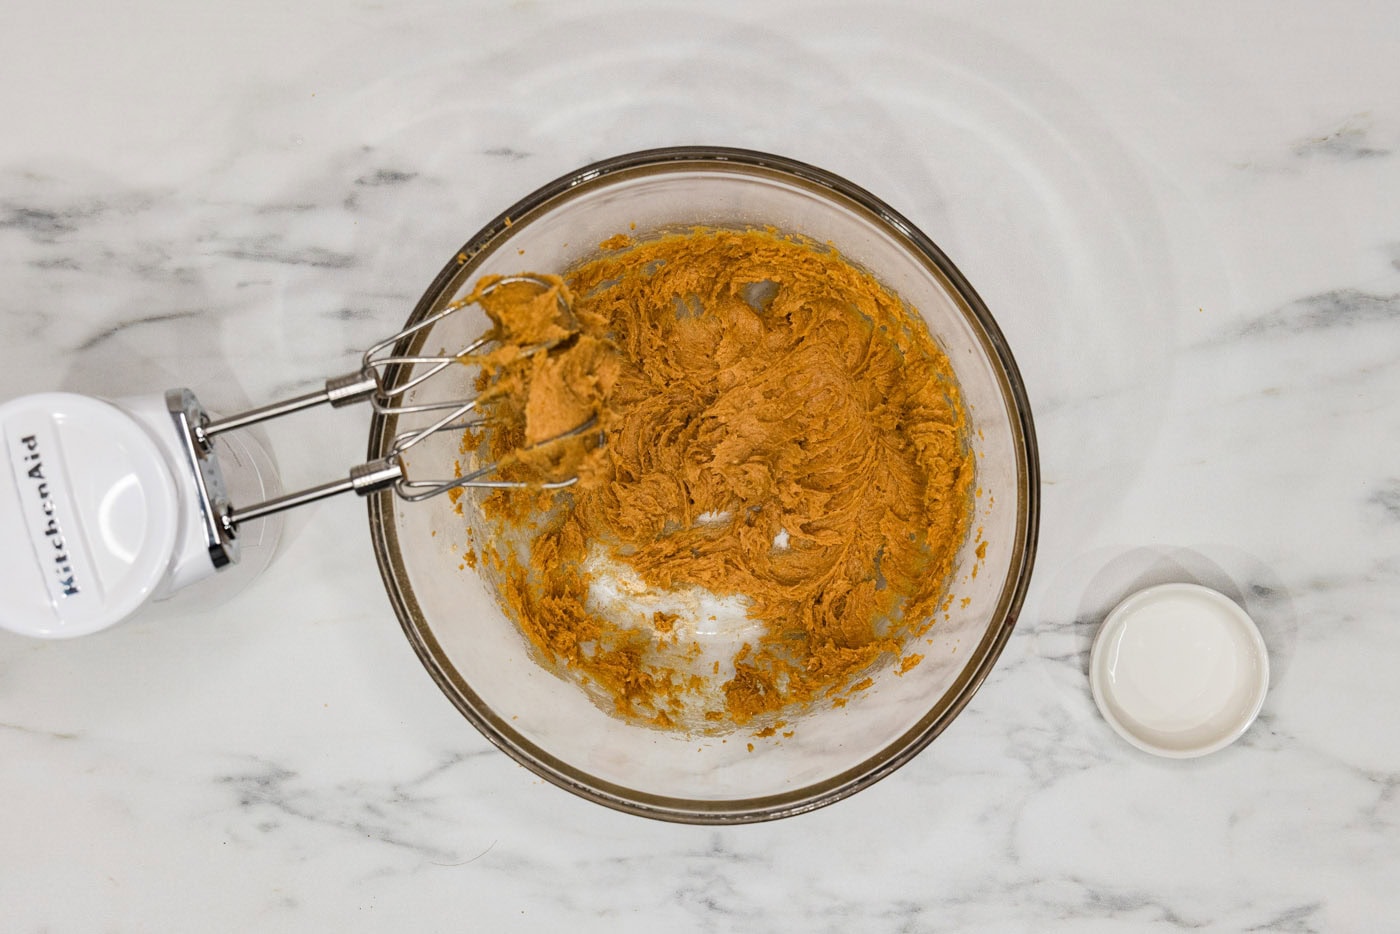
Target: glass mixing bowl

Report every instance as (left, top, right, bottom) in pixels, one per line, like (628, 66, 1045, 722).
(366, 147, 1038, 823)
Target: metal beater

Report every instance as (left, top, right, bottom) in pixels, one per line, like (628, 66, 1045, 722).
(194, 274, 589, 563)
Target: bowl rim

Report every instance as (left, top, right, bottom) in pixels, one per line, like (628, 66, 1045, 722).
(366, 146, 1040, 823)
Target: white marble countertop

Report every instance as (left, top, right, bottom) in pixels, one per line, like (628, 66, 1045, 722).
(3, 1, 1398, 929)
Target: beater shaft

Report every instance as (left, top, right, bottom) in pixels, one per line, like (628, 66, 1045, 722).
(199, 372, 375, 440)
(225, 456, 403, 529)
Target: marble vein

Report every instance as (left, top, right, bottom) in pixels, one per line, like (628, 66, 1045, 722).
(0, 720, 80, 741)
(1242, 902, 1324, 934)
(354, 169, 418, 187)
(75, 310, 204, 352)
(216, 750, 495, 864)
(1292, 117, 1392, 161)
(1238, 288, 1400, 336)
(483, 147, 533, 161)
(207, 238, 356, 269)
(1368, 481, 1400, 520)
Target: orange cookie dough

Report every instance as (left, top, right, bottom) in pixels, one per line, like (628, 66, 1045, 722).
(468, 227, 975, 730)
(465, 275, 619, 485)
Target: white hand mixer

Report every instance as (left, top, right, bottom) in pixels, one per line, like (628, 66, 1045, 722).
(0, 275, 587, 638)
